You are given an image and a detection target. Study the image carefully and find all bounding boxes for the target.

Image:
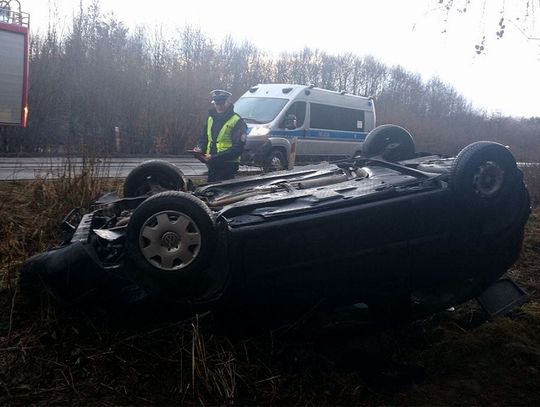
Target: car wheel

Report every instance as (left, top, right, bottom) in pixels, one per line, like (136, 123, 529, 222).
(123, 160, 187, 197)
(125, 191, 217, 297)
(361, 124, 416, 161)
(264, 148, 287, 172)
(450, 141, 519, 211)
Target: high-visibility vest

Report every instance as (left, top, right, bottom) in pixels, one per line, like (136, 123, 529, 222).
(207, 114, 241, 162)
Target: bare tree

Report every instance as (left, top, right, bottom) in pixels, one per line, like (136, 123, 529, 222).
(2, 0, 538, 160)
(435, 0, 540, 53)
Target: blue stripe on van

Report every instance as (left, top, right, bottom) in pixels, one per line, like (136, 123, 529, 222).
(271, 129, 368, 141)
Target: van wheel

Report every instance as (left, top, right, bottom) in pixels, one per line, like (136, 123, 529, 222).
(361, 125, 415, 161)
(124, 160, 187, 197)
(264, 149, 287, 172)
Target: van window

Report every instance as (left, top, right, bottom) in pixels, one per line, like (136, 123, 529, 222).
(310, 103, 365, 132)
(281, 101, 306, 128)
(235, 97, 289, 124)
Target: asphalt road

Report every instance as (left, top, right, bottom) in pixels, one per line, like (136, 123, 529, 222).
(0, 156, 536, 181)
(0, 156, 260, 181)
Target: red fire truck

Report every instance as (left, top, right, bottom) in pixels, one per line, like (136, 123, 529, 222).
(0, 0, 29, 127)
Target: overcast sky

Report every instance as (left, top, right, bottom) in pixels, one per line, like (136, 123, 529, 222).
(19, 0, 540, 118)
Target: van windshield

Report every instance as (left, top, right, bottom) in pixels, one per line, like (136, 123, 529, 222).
(234, 97, 289, 124)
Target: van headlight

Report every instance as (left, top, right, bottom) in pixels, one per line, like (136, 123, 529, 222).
(249, 125, 271, 137)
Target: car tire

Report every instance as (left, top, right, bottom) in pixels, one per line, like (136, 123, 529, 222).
(264, 148, 287, 172)
(361, 124, 416, 161)
(450, 141, 519, 211)
(123, 160, 187, 197)
(125, 191, 217, 297)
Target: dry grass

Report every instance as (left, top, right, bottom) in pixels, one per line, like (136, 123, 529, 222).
(0, 158, 118, 289)
(523, 166, 540, 206)
(0, 164, 539, 405)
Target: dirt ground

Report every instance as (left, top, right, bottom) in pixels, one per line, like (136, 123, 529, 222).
(0, 172, 539, 405)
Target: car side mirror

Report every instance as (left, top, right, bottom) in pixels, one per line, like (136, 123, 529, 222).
(282, 114, 297, 130)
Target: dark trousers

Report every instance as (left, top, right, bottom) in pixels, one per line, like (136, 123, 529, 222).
(207, 160, 239, 182)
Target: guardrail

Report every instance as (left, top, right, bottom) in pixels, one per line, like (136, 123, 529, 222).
(0, 2, 29, 27)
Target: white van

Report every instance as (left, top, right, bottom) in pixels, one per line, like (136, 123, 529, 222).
(235, 84, 376, 170)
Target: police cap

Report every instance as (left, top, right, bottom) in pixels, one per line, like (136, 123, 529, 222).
(210, 89, 232, 105)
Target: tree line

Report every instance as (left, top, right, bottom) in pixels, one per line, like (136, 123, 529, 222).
(1, 3, 539, 161)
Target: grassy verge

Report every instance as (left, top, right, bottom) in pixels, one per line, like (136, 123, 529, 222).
(0, 166, 539, 405)
(0, 158, 119, 289)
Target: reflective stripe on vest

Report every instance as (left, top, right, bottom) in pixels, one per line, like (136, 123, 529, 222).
(207, 114, 241, 162)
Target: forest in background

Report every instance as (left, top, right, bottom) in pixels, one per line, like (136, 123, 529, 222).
(1, 3, 539, 160)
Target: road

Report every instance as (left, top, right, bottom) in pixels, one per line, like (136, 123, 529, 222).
(0, 156, 537, 181)
(0, 156, 260, 181)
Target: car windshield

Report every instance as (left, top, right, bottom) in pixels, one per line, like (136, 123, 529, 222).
(234, 97, 289, 124)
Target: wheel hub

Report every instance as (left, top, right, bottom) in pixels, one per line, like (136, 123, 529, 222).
(139, 210, 202, 271)
(160, 231, 180, 250)
(472, 161, 504, 198)
(270, 156, 283, 170)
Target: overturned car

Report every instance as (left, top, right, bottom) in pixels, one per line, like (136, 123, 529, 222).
(21, 125, 531, 319)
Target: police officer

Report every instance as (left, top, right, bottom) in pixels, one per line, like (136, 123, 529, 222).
(194, 89, 247, 182)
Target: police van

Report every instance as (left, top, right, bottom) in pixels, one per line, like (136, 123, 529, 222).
(235, 84, 376, 171)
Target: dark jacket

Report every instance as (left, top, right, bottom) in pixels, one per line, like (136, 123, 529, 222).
(197, 104, 247, 163)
